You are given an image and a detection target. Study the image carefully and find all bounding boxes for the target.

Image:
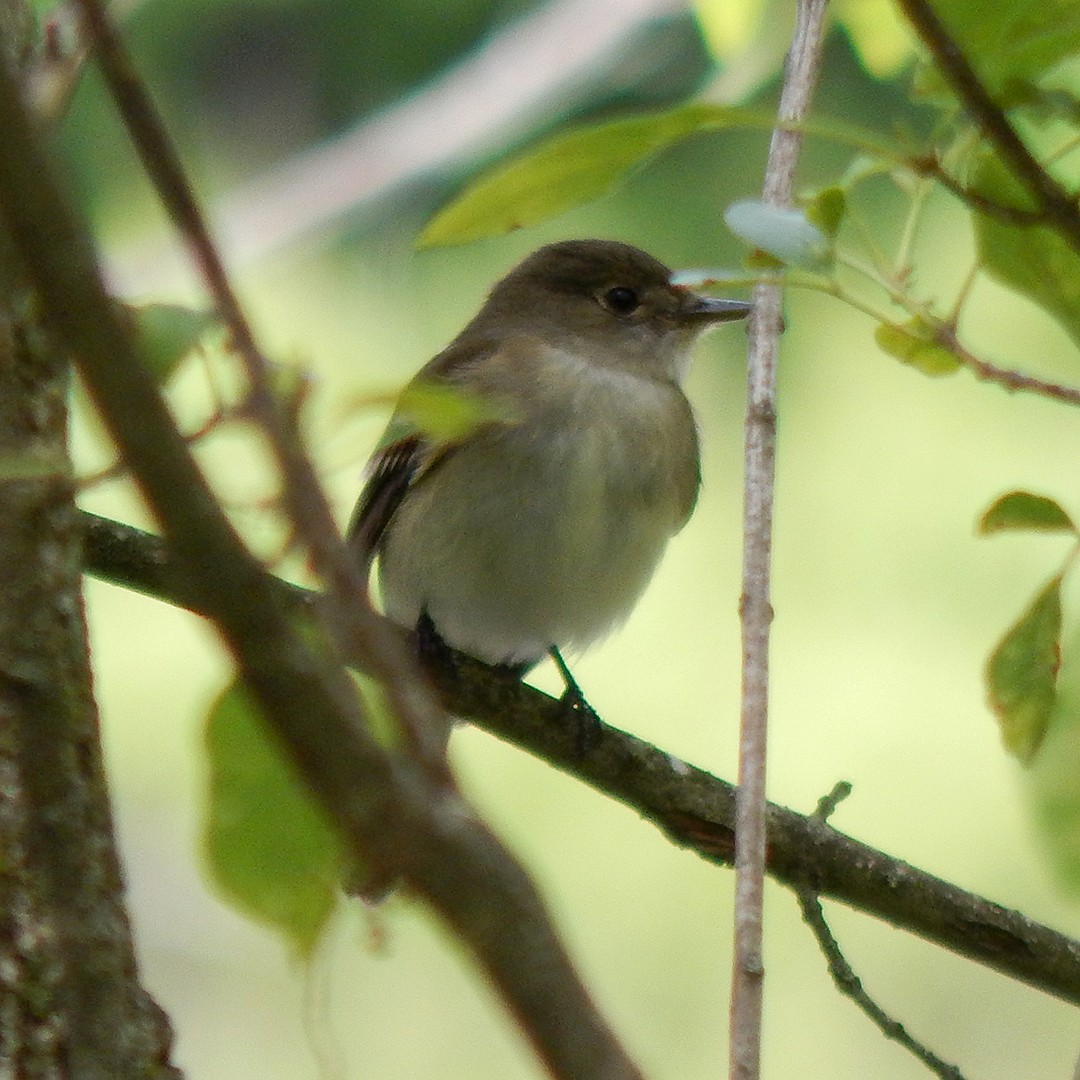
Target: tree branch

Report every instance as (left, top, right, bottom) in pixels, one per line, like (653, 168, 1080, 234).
(896, 0, 1080, 251)
(79, 511, 1080, 1009)
(0, 46, 645, 1080)
(0, 4, 179, 1074)
(797, 890, 967, 1080)
(733, 1, 828, 1075)
(0, 311, 179, 1080)
(794, 784, 967, 1079)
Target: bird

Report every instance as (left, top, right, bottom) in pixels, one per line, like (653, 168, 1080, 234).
(347, 238, 750, 736)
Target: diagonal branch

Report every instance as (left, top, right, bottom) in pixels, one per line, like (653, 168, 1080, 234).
(80, 511, 1080, 1010)
(797, 890, 967, 1080)
(896, 0, 1080, 251)
(71, 0, 448, 765)
(0, 48, 645, 1080)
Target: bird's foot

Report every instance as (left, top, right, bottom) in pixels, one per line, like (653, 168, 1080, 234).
(549, 647, 602, 757)
(415, 609, 458, 680)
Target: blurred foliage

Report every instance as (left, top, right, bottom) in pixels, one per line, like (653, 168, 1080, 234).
(985, 573, 1063, 763)
(203, 680, 344, 956)
(693, 0, 766, 60)
(124, 301, 220, 381)
(60, 0, 717, 221)
(919, 0, 1080, 96)
(973, 153, 1080, 349)
(833, 0, 915, 76)
(1029, 624, 1080, 888)
(53, 0, 1080, 1075)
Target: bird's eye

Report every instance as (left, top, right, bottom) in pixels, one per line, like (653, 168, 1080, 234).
(603, 286, 641, 315)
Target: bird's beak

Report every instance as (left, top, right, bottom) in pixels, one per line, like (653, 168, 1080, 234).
(681, 294, 753, 324)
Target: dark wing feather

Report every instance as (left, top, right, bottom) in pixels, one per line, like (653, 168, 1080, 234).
(346, 435, 427, 569)
(347, 338, 510, 569)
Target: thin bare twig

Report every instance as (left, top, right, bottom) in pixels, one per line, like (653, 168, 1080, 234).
(797, 891, 968, 1080)
(812, 253, 1080, 409)
(912, 155, 1047, 226)
(798, 783, 967, 1079)
(938, 326, 1080, 406)
(732, 1, 829, 1077)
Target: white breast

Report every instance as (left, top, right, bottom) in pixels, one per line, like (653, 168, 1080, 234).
(379, 348, 699, 665)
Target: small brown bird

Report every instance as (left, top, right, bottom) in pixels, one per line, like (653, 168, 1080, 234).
(348, 239, 749, 710)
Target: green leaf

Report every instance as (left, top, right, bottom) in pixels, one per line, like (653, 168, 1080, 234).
(725, 199, 832, 269)
(396, 381, 521, 444)
(972, 155, 1080, 349)
(418, 104, 906, 248)
(1025, 638, 1080, 895)
(834, 0, 916, 77)
(838, 154, 896, 190)
(1010, 83, 1080, 126)
(986, 575, 1063, 763)
(912, 0, 1080, 96)
(203, 681, 343, 956)
(803, 186, 846, 240)
(978, 491, 1077, 536)
(127, 302, 218, 381)
(418, 104, 741, 247)
(415, 91, 924, 250)
(874, 319, 963, 376)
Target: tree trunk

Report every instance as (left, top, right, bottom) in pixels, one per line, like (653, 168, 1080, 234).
(0, 13, 181, 1074)
(0, 256, 181, 1080)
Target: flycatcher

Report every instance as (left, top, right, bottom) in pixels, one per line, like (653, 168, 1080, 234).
(348, 239, 749, 712)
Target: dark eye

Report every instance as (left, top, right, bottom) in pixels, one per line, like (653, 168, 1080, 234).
(603, 286, 641, 315)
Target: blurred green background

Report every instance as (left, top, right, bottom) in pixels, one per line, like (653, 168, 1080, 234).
(68, 0, 1080, 1076)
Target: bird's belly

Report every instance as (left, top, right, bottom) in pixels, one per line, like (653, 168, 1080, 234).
(378, 425, 681, 665)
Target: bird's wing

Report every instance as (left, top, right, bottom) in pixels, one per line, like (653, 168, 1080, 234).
(346, 340, 518, 567)
(345, 430, 429, 566)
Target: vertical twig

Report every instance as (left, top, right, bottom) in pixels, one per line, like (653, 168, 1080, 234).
(730, 1, 829, 1077)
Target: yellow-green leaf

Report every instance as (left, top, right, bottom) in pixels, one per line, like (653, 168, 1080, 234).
(418, 104, 743, 248)
(128, 302, 219, 381)
(874, 319, 963, 376)
(395, 381, 521, 444)
(418, 104, 905, 248)
(978, 491, 1077, 536)
(203, 681, 343, 956)
(803, 186, 846, 240)
(986, 576, 1063, 763)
